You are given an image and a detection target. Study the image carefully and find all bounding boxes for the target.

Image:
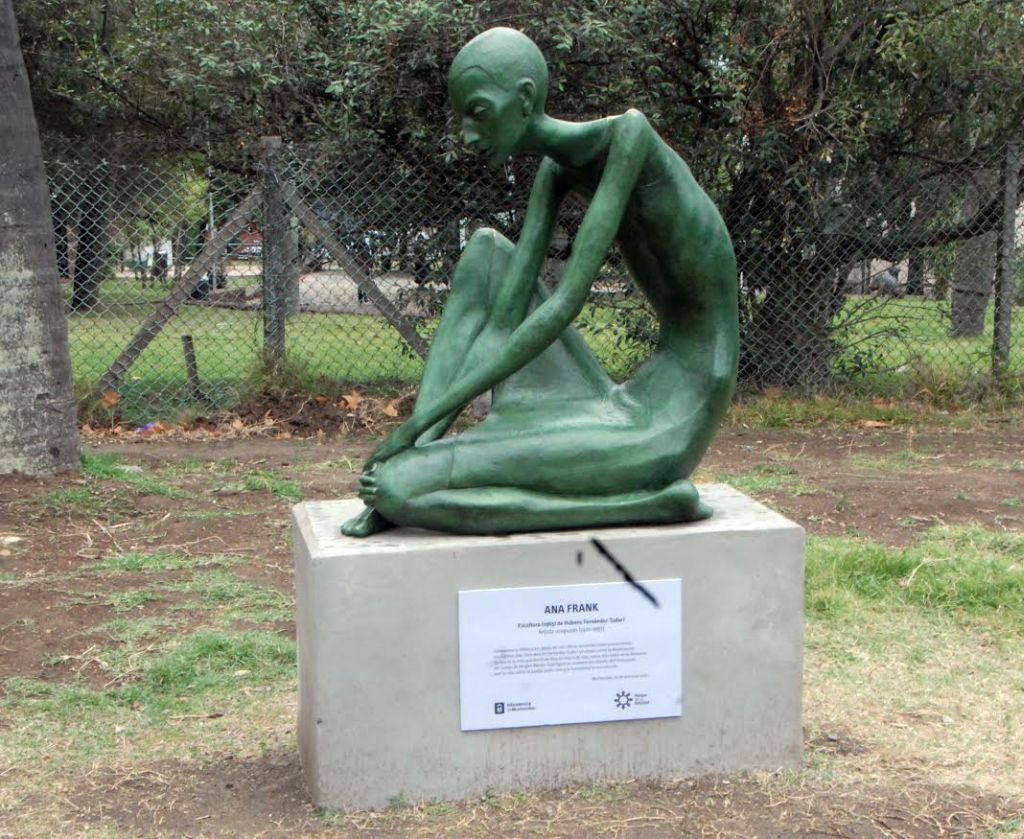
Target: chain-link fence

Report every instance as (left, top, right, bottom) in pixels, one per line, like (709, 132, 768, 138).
(49, 138, 1022, 422)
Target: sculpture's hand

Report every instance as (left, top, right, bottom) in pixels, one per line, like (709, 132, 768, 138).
(364, 418, 421, 469)
(358, 467, 379, 504)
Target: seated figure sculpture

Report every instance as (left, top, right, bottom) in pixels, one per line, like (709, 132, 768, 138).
(342, 27, 738, 537)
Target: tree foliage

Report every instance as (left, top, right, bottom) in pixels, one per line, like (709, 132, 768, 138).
(22, 1, 1020, 158)
(18, 0, 1024, 386)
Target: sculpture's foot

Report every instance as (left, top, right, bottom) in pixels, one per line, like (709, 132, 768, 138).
(660, 479, 713, 522)
(341, 506, 395, 538)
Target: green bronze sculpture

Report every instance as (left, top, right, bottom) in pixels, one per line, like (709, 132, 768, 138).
(342, 27, 738, 537)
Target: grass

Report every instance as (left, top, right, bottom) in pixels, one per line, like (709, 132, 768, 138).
(702, 461, 818, 498)
(834, 294, 1024, 398)
(81, 452, 187, 498)
(0, 442, 311, 832)
(241, 469, 302, 501)
(69, 289, 427, 422)
(212, 466, 303, 501)
(803, 527, 1024, 792)
(109, 568, 294, 628)
(42, 452, 244, 521)
(142, 630, 293, 695)
(806, 526, 1024, 628)
(88, 551, 242, 574)
(106, 588, 162, 612)
(38, 454, 191, 520)
(969, 457, 1024, 471)
(848, 447, 945, 470)
(176, 506, 262, 520)
(99, 615, 181, 644)
(42, 486, 111, 518)
(2, 629, 293, 716)
(158, 456, 205, 475)
(1, 556, 296, 788)
(5, 523, 1019, 829)
(727, 390, 1024, 429)
(66, 562, 292, 625)
(69, 277, 1024, 424)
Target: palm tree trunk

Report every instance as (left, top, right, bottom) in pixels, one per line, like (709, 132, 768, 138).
(0, 0, 80, 475)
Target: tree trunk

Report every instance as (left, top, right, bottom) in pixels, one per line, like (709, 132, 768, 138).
(0, 0, 80, 475)
(904, 184, 947, 298)
(71, 175, 110, 311)
(950, 168, 998, 337)
(906, 255, 925, 296)
(737, 252, 839, 392)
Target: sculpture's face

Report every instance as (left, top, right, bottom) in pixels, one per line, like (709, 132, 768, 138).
(450, 67, 533, 169)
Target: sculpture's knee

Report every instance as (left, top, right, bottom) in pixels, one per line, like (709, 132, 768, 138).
(452, 227, 512, 295)
(370, 446, 454, 523)
(466, 227, 503, 255)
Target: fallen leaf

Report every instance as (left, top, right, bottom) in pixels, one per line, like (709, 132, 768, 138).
(315, 394, 331, 405)
(382, 401, 399, 418)
(101, 389, 121, 407)
(341, 389, 362, 410)
(855, 419, 893, 429)
(231, 418, 244, 431)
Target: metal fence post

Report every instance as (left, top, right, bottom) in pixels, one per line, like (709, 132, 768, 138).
(261, 136, 294, 364)
(992, 142, 1021, 380)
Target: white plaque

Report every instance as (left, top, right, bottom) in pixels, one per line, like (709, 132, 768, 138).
(458, 579, 682, 731)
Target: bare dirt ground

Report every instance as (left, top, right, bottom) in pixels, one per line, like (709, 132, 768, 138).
(1, 414, 1023, 837)
(700, 420, 1024, 545)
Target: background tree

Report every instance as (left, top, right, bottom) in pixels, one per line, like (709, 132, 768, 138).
(15, 0, 1024, 388)
(0, 0, 80, 475)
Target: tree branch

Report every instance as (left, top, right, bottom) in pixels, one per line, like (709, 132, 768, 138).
(814, 193, 1003, 261)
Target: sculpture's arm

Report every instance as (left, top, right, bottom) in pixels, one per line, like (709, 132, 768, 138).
(491, 156, 567, 329)
(370, 112, 651, 462)
(364, 158, 566, 462)
(405, 156, 566, 445)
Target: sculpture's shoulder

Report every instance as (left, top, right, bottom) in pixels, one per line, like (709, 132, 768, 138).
(611, 108, 653, 136)
(606, 109, 688, 184)
(607, 109, 662, 163)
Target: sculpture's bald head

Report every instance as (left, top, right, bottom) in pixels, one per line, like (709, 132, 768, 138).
(449, 27, 549, 111)
(449, 28, 549, 168)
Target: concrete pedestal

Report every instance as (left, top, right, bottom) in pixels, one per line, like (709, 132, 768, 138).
(292, 485, 804, 810)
